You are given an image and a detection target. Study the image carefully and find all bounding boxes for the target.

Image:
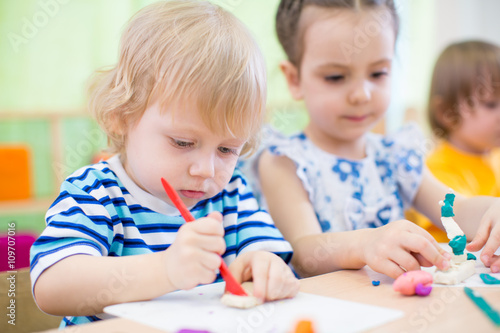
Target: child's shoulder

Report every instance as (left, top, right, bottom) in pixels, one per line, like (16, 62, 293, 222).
(368, 122, 425, 156)
(63, 157, 118, 190)
(266, 129, 315, 160)
(230, 167, 249, 187)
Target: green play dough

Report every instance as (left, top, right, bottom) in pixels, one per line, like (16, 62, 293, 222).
(467, 253, 477, 260)
(441, 193, 456, 217)
(449, 234, 466, 255)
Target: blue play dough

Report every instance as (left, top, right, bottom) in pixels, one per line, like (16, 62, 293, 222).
(441, 193, 455, 217)
(480, 273, 500, 285)
(449, 234, 466, 255)
(467, 253, 477, 260)
(372, 280, 380, 286)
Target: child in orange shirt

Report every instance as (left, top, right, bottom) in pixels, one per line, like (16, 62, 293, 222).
(411, 40, 500, 242)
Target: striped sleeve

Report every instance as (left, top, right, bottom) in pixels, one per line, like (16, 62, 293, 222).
(30, 167, 115, 292)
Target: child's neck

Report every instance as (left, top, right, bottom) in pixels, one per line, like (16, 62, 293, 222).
(447, 136, 492, 156)
(303, 125, 367, 160)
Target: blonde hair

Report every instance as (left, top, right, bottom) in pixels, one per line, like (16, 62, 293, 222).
(428, 40, 500, 138)
(88, 0, 267, 156)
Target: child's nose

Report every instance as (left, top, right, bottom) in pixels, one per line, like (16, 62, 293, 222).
(188, 152, 215, 179)
(348, 81, 371, 105)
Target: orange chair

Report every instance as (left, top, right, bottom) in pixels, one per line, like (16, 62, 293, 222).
(0, 145, 31, 200)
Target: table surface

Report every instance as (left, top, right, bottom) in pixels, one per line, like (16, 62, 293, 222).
(38, 268, 500, 333)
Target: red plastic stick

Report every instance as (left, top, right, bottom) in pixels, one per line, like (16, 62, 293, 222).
(161, 178, 248, 296)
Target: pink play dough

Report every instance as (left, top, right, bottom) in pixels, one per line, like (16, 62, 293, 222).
(393, 270, 433, 296)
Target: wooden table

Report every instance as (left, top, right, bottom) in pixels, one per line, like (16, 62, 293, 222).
(38, 268, 500, 333)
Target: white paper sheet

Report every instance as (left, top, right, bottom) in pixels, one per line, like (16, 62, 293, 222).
(105, 282, 403, 333)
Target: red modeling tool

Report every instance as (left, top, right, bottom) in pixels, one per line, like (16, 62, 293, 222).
(161, 177, 248, 296)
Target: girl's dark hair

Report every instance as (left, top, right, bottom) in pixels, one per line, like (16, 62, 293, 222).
(276, 0, 399, 66)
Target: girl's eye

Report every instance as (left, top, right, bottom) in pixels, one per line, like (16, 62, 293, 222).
(325, 75, 344, 82)
(218, 146, 238, 156)
(172, 139, 194, 148)
(372, 71, 388, 79)
(483, 101, 499, 109)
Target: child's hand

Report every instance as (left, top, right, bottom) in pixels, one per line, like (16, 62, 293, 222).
(229, 251, 300, 302)
(162, 212, 226, 290)
(361, 220, 451, 279)
(466, 199, 500, 273)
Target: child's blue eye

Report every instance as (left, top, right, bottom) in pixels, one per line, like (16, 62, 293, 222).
(325, 75, 344, 82)
(172, 139, 194, 148)
(218, 146, 238, 156)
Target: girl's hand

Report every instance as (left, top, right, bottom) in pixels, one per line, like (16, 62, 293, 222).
(360, 220, 451, 279)
(229, 251, 300, 302)
(466, 198, 500, 273)
(162, 212, 226, 290)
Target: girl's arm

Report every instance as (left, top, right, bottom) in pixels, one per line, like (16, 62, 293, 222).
(259, 151, 364, 276)
(259, 151, 450, 278)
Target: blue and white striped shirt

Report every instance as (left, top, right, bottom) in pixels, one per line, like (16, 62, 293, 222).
(30, 155, 292, 327)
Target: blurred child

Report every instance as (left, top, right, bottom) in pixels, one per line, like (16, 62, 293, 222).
(412, 40, 500, 242)
(258, 0, 500, 279)
(30, 1, 299, 327)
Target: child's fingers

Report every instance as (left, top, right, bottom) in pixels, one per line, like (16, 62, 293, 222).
(206, 211, 223, 222)
(466, 220, 491, 252)
(261, 262, 285, 301)
(248, 258, 271, 302)
(264, 262, 299, 301)
(199, 252, 224, 273)
(488, 255, 500, 273)
(196, 235, 226, 255)
(413, 253, 433, 267)
(389, 249, 421, 273)
(402, 233, 450, 271)
(478, 224, 500, 267)
(197, 253, 221, 284)
(186, 217, 224, 236)
(177, 223, 226, 254)
(374, 259, 407, 279)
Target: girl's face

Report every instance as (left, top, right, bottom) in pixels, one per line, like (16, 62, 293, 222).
(123, 101, 245, 207)
(450, 96, 500, 154)
(285, 7, 395, 153)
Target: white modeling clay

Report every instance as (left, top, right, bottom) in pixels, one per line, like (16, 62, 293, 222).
(451, 254, 467, 265)
(434, 260, 475, 285)
(433, 192, 475, 285)
(220, 282, 263, 309)
(440, 215, 464, 240)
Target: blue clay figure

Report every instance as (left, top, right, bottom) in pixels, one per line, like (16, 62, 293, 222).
(449, 234, 466, 255)
(441, 193, 455, 217)
(467, 253, 477, 261)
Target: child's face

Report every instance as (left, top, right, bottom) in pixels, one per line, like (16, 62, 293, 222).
(451, 96, 500, 153)
(290, 8, 395, 144)
(123, 101, 245, 207)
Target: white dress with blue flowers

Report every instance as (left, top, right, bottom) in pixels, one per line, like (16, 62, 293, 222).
(261, 124, 425, 232)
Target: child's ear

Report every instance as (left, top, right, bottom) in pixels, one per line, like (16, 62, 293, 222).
(432, 96, 453, 129)
(279, 60, 303, 100)
(432, 95, 470, 132)
(108, 111, 126, 136)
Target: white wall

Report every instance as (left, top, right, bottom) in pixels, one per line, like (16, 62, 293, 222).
(391, 0, 500, 133)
